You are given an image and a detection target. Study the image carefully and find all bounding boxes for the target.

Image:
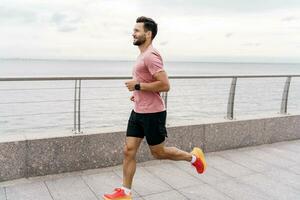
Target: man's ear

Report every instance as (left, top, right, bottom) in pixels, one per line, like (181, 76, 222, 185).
(146, 31, 152, 39)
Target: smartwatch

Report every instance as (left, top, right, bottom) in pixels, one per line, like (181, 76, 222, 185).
(134, 83, 141, 90)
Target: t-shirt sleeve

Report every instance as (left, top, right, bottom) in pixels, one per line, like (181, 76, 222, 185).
(144, 52, 164, 76)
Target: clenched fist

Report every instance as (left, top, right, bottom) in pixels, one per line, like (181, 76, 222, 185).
(125, 79, 138, 91)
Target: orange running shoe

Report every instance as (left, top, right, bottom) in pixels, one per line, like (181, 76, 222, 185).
(191, 147, 207, 174)
(103, 188, 132, 200)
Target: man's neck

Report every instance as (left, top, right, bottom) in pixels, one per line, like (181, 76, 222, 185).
(138, 41, 152, 53)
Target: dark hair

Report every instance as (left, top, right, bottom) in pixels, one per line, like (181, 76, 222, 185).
(136, 16, 158, 40)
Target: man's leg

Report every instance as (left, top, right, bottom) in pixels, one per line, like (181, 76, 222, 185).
(123, 136, 143, 189)
(103, 136, 142, 200)
(149, 142, 192, 161)
(144, 110, 206, 174)
(149, 142, 206, 174)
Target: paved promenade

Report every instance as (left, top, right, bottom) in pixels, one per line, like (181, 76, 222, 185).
(1, 140, 300, 200)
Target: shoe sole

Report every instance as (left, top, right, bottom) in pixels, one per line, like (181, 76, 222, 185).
(103, 196, 132, 200)
(192, 147, 207, 173)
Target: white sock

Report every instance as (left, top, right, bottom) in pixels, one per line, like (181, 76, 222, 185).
(121, 186, 131, 195)
(191, 155, 197, 164)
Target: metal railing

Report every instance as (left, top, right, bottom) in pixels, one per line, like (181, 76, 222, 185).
(1, 75, 300, 134)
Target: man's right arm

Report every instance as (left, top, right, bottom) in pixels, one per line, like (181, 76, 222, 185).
(139, 71, 170, 92)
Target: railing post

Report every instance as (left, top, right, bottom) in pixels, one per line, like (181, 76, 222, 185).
(73, 79, 82, 134)
(78, 79, 82, 133)
(161, 92, 168, 109)
(280, 76, 292, 114)
(227, 77, 237, 120)
(73, 80, 77, 133)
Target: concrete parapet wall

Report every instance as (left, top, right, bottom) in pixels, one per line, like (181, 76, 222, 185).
(1, 115, 300, 182)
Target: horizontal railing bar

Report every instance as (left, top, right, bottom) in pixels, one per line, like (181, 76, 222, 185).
(0, 100, 74, 104)
(1, 82, 293, 91)
(0, 108, 129, 117)
(0, 111, 74, 117)
(0, 87, 75, 91)
(0, 95, 238, 105)
(0, 76, 132, 81)
(0, 86, 122, 91)
(1, 75, 300, 81)
(2, 124, 73, 131)
(0, 97, 129, 104)
(172, 75, 299, 79)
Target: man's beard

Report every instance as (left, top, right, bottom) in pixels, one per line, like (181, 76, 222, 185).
(133, 36, 146, 46)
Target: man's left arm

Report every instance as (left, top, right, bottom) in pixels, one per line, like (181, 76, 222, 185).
(125, 71, 170, 92)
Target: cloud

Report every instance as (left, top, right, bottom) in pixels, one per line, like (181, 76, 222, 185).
(0, 6, 37, 24)
(51, 13, 67, 25)
(241, 43, 261, 47)
(225, 33, 234, 38)
(57, 26, 78, 32)
(139, 0, 300, 15)
(281, 16, 299, 21)
(51, 12, 81, 32)
(160, 41, 168, 46)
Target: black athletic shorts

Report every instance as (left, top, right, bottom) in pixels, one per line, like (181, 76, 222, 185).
(126, 110, 168, 146)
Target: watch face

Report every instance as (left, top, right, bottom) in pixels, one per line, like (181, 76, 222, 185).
(135, 83, 140, 90)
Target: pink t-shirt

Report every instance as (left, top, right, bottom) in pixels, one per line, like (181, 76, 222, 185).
(132, 45, 166, 113)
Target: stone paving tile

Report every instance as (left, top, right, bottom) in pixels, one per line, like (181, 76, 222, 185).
(215, 149, 275, 173)
(179, 183, 233, 200)
(240, 173, 300, 200)
(113, 166, 172, 196)
(143, 162, 201, 190)
(272, 142, 300, 154)
(82, 171, 140, 198)
(45, 176, 97, 200)
(262, 167, 300, 191)
(138, 160, 163, 167)
(262, 146, 300, 163)
(205, 155, 255, 178)
(288, 165, 300, 175)
(5, 181, 52, 200)
(214, 177, 272, 200)
(240, 148, 297, 168)
(0, 188, 5, 200)
(0, 178, 42, 188)
(142, 190, 187, 200)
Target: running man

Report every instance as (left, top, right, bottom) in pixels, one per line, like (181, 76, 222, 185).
(103, 16, 206, 200)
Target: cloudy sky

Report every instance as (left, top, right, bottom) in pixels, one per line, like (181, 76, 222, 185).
(1, 0, 300, 62)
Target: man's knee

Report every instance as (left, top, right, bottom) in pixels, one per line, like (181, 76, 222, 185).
(123, 145, 137, 158)
(151, 148, 166, 159)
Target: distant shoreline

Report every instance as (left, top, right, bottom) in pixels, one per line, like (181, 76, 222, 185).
(1, 58, 300, 65)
